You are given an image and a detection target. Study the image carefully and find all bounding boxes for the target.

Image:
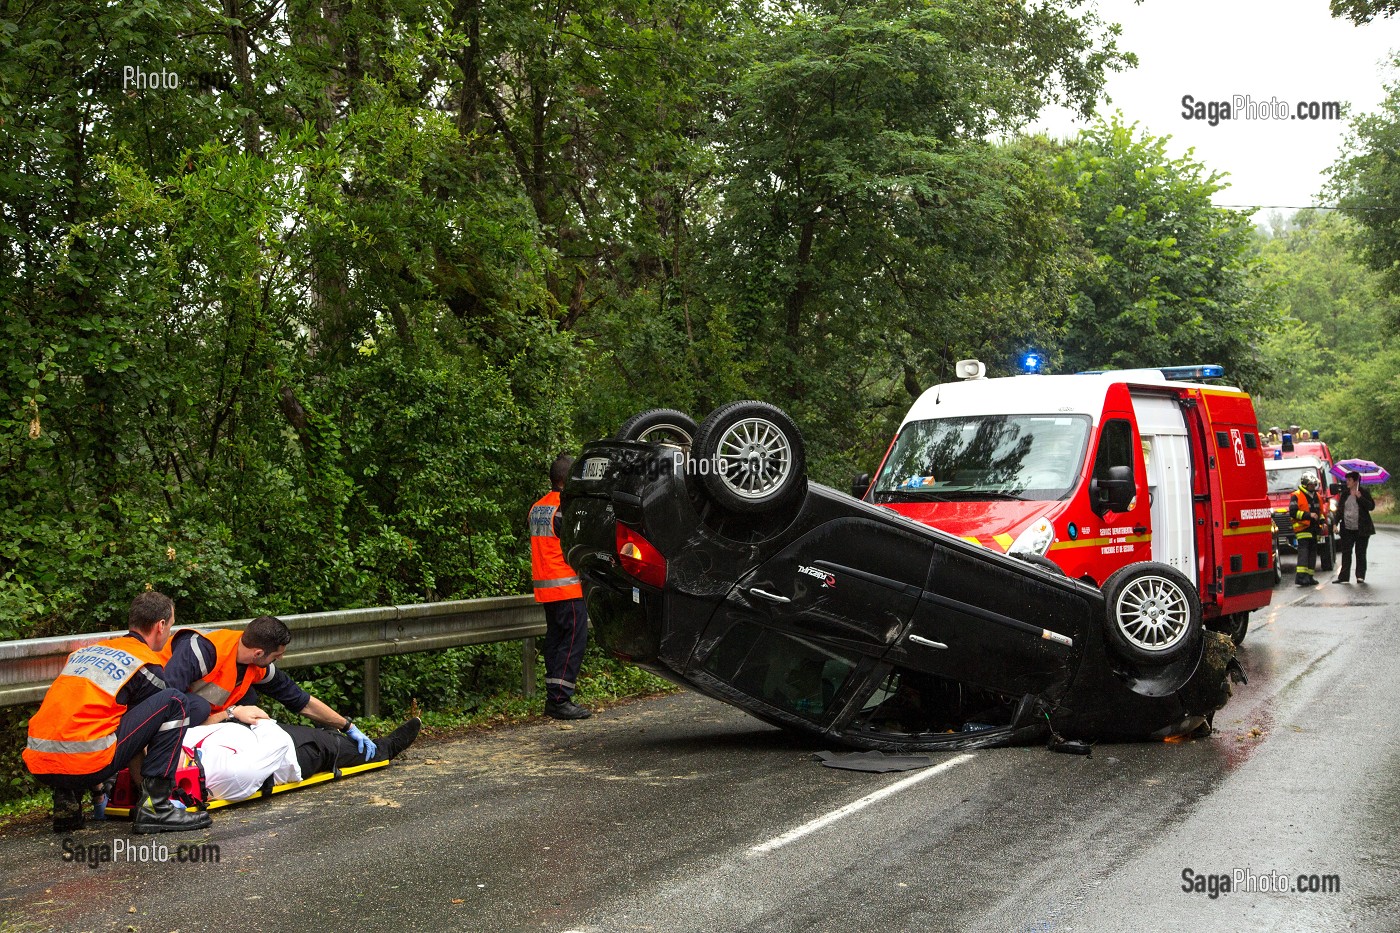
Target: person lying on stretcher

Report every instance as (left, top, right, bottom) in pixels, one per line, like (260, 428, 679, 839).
(181, 713, 421, 802)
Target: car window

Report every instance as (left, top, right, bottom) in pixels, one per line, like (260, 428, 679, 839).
(701, 619, 857, 723)
(1091, 418, 1134, 483)
(851, 666, 1018, 737)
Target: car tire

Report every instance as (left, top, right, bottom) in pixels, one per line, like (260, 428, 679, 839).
(693, 401, 806, 514)
(1211, 612, 1249, 646)
(1272, 545, 1282, 585)
(615, 409, 698, 448)
(1102, 561, 1202, 666)
(1009, 553, 1065, 575)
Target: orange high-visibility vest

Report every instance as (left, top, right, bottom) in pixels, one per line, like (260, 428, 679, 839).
(530, 490, 582, 602)
(23, 636, 169, 776)
(1291, 488, 1320, 537)
(183, 628, 267, 712)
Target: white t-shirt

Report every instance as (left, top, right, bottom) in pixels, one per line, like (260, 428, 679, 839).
(181, 720, 303, 801)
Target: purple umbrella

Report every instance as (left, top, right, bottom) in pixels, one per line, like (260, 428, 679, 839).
(1331, 458, 1390, 484)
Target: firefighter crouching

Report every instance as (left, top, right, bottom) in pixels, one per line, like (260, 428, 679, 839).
(1291, 474, 1325, 586)
(24, 590, 214, 834)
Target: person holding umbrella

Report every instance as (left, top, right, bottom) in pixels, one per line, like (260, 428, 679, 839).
(1334, 470, 1376, 584)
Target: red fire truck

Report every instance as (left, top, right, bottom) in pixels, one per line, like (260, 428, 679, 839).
(861, 362, 1275, 644)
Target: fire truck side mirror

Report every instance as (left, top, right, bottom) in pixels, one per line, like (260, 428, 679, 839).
(1329, 482, 1342, 496)
(1091, 465, 1135, 514)
(851, 473, 872, 500)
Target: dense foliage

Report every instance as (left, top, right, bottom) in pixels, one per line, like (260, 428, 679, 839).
(1051, 117, 1278, 384)
(0, 0, 1135, 637)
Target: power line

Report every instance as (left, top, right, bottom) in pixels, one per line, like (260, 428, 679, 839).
(1216, 204, 1396, 212)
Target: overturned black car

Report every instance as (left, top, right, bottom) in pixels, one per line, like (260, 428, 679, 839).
(560, 402, 1241, 751)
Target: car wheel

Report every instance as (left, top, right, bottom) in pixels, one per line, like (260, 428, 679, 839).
(1272, 545, 1282, 585)
(615, 408, 698, 448)
(1211, 612, 1249, 646)
(1009, 553, 1065, 575)
(1102, 561, 1202, 666)
(693, 401, 806, 513)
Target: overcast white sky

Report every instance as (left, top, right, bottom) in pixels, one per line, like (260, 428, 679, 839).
(1030, 0, 1400, 218)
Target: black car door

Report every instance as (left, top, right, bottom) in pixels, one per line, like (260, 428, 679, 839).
(693, 513, 931, 726)
(727, 515, 932, 653)
(886, 540, 1091, 698)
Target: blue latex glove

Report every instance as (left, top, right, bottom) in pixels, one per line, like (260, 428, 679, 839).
(346, 723, 377, 759)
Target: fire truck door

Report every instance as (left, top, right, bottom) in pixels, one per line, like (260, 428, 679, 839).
(1131, 394, 1196, 576)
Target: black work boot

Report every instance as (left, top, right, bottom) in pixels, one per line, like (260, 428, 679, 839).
(544, 699, 592, 720)
(371, 717, 422, 762)
(132, 777, 212, 834)
(52, 788, 84, 833)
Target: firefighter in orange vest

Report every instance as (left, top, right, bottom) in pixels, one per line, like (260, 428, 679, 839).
(531, 454, 591, 720)
(163, 615, 379, 758)
(1291, 473, 1324, 586)
(24, 590, 214, 834)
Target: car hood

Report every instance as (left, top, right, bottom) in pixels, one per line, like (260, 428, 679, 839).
(877, 500, 1056, 551)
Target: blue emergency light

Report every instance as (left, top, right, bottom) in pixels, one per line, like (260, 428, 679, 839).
(1158, 364, 1225, 381)
(1022, 352, 1043, 374)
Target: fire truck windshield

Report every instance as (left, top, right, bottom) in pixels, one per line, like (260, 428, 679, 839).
(873, 414, 1092, 503)
(1265, 466, 1318, 495)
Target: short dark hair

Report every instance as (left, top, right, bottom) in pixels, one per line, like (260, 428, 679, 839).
(241, 615, 292, 653)
(550, 454, 574, 489)
(1347, 470, 1362, 481)
(129, 590, 174, 632)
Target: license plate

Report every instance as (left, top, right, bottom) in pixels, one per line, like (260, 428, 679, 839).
(582, 457, 609, 480)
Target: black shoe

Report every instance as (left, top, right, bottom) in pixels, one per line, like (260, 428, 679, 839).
(1295, 577, 1318, 586)
(1334, 577, 1349, 584)
(132, 777, 212, 834)
(52, 788, 84, 834)
(371, 717, 422, 762)
(544, 700, 592, 720)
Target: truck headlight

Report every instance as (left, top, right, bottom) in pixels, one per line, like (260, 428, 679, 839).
(1008, 517, 1055, 557)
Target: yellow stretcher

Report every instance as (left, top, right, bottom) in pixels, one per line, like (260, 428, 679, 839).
(103, 760, 390, 817)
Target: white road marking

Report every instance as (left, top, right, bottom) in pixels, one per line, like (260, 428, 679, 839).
(748, 753, 975, 855)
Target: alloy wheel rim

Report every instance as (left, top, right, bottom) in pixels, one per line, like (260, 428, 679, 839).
(715, 417, 792, 499)
(1115, 575, 1191, 652)
(638, 423, 693, 448)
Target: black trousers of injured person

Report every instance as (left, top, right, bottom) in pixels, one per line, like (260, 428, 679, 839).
(36, 688, 199, 792)
(283, 723, 377, 775)
(542, 598, 589, 704)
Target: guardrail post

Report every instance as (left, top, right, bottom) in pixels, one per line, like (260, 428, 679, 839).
(364, 657, 380, 717)
(521, 636, 537, 698)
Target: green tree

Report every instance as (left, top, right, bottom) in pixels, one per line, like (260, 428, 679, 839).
(1251, 210, 1397, 437)
(1329, 59, 1400, 301)
(684, 0, 1130, 480)
(1051, 117, 1278, 386)
(1330, 0, 1400, 25)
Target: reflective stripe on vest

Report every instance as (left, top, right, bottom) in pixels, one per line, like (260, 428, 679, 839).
(530, 490, 583, 602)
(185, 628, 266, 713)
(23, 636, 166, 776)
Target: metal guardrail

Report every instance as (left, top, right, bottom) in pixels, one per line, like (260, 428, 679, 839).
(0, 595, 547, 714)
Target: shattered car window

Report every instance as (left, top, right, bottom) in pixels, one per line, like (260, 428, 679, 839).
(703, 620, 857, 722)
(853, 668, 1019, 738)
(873, 415, 1092, 502)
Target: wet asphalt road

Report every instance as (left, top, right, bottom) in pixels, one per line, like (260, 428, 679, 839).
(2, 532, 1397, 933)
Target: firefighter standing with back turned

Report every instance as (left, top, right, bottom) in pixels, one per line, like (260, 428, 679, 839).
(1292, 473, 1324, 586)
(530, 454, 592, 719)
